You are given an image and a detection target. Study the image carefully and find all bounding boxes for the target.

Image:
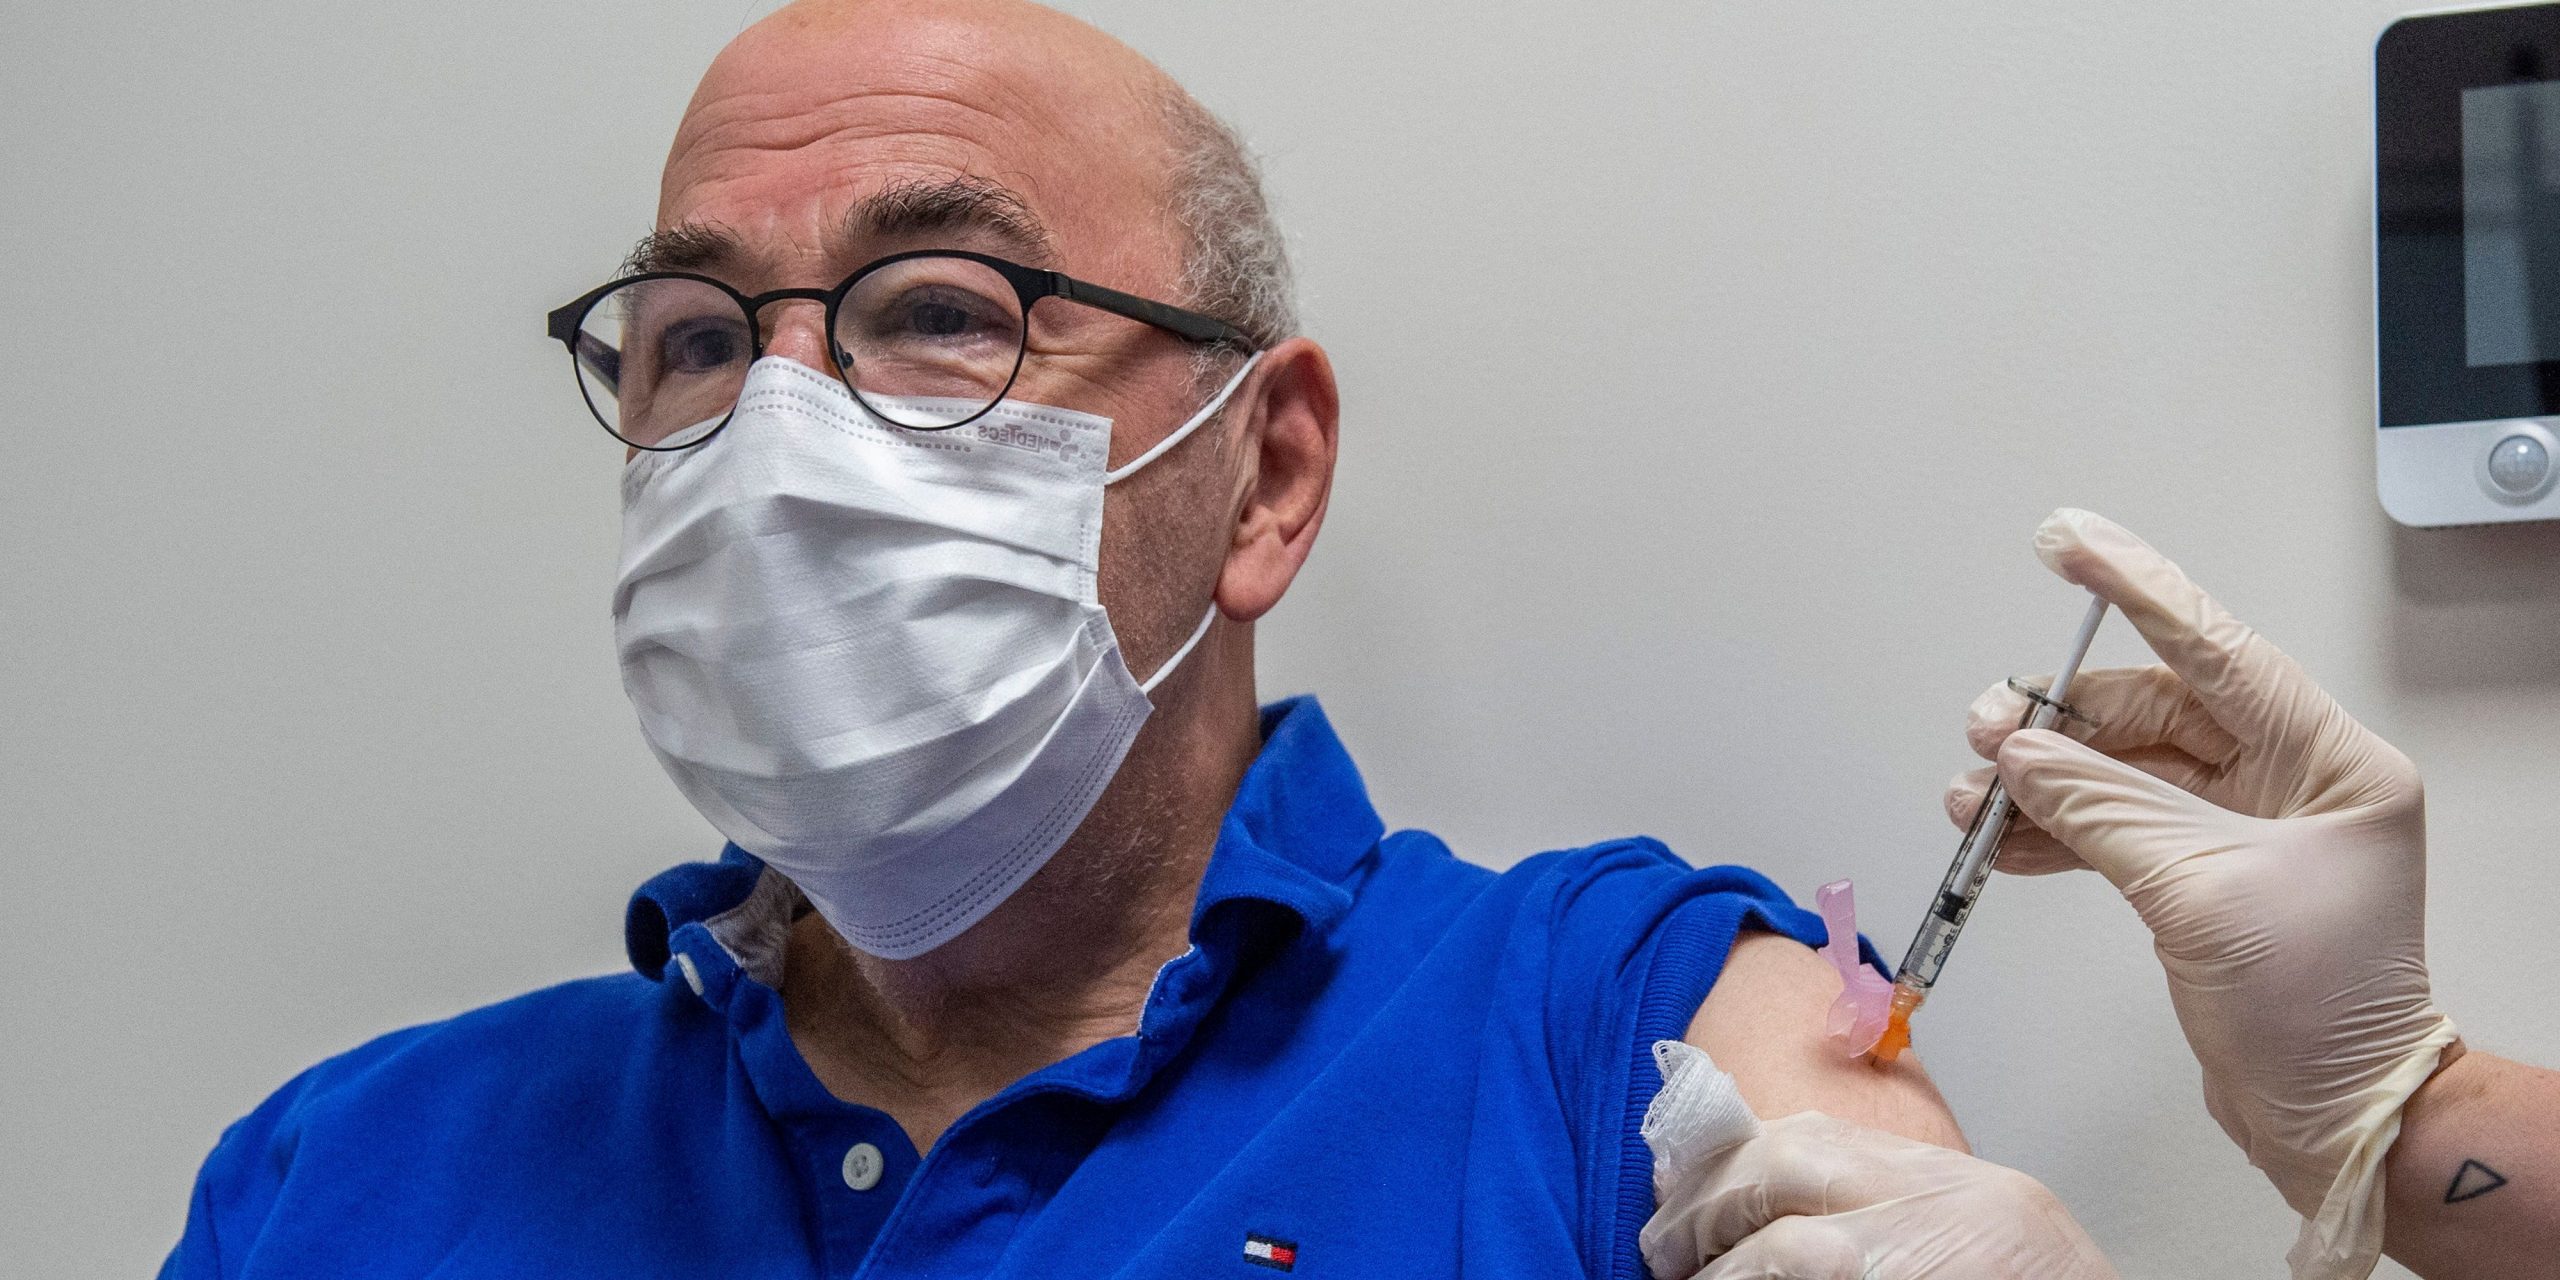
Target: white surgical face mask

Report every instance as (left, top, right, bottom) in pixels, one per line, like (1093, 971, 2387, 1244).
(612, 353, 1259, 960)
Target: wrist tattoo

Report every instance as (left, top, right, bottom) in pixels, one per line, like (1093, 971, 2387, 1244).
(2444, 1159, 2508, 1204)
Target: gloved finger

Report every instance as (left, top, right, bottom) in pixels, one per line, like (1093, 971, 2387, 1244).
(1676, 1112, 1924, 1260)
(1693, 1215, 1871, 1280)
(1995, 728, 2225, 892)
(1967, 666, 2241, 767)
(1948, 748, 2225, 814)
(1991, 830, 2083, 876)
(2031, 509, 2339, 752)
(1948, 763, 2081, 875)
(1949, 746, 2225, 876)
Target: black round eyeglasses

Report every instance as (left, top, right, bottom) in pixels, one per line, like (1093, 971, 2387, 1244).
(545, 249, 1257, 451)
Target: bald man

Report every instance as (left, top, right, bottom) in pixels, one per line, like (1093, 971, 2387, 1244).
(161, 4, 1962, 1276)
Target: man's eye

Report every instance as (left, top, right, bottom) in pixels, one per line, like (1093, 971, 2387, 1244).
(658, 319, 748, 374)
(883, 286, 1010, 342)
(907, 300, 975, 337)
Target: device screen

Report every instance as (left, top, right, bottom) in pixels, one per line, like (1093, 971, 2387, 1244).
(2376, 7, 2560, 429)
(2462, 80, 2560, 367)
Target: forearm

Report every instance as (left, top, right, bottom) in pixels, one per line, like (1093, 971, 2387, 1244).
(2380, 1051, 2560, 1278)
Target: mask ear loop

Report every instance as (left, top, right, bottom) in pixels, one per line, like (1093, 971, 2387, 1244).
(1104, 351, 1265, 485)
(1115, 350, 1261, 694)
(1138, 605, 1218, 695)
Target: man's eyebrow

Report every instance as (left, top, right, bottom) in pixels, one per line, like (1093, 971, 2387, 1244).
(844, 177, 1056, 263)
(620, 179, 1056, 281)
(623, 223, 745, 276)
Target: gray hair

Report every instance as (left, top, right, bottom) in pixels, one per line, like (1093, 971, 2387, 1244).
(1156, 88, 1297, 375)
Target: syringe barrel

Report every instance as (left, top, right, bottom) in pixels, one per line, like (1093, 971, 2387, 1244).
(1890, 593, 2110, 998)
(1896, 784, 2017, 989)
(1942, 788, 2014, 917)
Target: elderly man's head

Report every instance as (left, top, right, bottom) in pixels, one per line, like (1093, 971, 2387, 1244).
(609, 0, 1340, 967)
(651, 0, 1333, 691)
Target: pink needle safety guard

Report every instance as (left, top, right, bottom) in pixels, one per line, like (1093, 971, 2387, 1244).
(1816, 878, 1894, 1058)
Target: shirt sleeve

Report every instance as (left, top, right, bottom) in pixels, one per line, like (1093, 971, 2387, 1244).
(160, 1077, 303, 1279)
(1521, 838, 1830, 1280)
(157, 1025, 438, 1278)
(159, 1154, 227, 1280)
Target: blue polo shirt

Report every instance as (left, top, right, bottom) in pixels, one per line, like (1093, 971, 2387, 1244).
(163, 697, 1831, 1279)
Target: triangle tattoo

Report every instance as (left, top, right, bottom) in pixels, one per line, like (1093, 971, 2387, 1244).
(2444, 1159, 2509, 1204)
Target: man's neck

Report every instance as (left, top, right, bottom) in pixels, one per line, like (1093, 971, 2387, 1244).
(778, 654, 1261, 1152)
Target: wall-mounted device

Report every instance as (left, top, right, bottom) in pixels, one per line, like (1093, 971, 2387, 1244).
(2379, 2, 2560, 525)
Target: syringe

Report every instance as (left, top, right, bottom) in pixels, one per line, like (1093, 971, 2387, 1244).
(1870, 593, 2110, 1062)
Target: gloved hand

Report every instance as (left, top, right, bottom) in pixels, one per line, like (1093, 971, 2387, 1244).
(1951, 508, 2461, 1280)
(1641, 1042, 2117, 1280)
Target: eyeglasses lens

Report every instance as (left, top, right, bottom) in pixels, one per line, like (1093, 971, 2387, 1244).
(576, 277, 752, 450)
(836, 256, 1027, 429)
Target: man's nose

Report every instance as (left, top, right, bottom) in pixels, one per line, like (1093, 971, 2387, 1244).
(756, 298, 842, 379)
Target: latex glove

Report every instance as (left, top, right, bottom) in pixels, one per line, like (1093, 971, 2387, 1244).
(1640, 1041, 2116, 1280)
(1951, 508, 2460, 1280)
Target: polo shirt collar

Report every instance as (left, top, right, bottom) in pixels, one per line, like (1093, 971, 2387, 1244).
(625, 695, 1383, 982)
(1185, 696, 1377, 942)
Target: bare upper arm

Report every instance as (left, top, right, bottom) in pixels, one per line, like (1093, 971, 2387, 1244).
(1683, 930, 1970, 1152)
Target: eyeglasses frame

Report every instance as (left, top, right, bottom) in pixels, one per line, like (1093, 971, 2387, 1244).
(545, 248, 1259, 451)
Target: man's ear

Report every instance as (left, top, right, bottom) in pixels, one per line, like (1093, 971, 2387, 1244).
(1217, 337, 1338, 623)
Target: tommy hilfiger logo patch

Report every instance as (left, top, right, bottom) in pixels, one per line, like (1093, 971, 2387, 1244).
(1242, 1233, 1299, 1270)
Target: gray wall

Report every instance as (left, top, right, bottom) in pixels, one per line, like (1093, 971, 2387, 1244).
(7, 2, 2557, 1275)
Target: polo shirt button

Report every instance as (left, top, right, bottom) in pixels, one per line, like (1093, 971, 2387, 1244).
(841, 1142, 884, 1192)
(672, 952, 704, 997)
